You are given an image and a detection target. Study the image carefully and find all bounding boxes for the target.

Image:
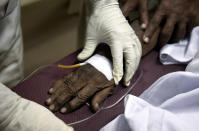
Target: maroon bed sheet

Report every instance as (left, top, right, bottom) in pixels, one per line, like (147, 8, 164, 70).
(12, 50, 185, 131)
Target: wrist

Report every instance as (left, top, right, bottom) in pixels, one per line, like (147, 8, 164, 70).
(85, 54, 113, 81)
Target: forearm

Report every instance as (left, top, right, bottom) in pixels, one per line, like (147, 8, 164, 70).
(0, 83, 22, 129)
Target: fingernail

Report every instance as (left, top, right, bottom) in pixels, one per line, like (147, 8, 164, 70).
(95, 103, 99, 109)
(49, 88, 54, 93)
(125, 81, 130, 86)
(143, 35, 149, 43)
(49, 104, 55, 110)
(113, 72, 123, 85)
(60, 107, 67, 113)
(141, 23, 147, 29)
(46, 98, 51, 105)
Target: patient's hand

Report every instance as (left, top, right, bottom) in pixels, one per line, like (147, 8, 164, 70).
(46, 64, 115, 113)
(131, 19, 160, 56)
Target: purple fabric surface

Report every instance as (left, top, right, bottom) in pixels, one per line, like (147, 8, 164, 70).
(12, 50, 185, 131)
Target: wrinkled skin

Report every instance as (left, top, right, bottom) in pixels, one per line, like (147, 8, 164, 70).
(143, 0, 199, 46)
(119, 0, 161, 52)
(46, 64, 115, 113)
(45, 20, 159, 113)
(119, 0, 149, 29)
(131, 19, 160, 56)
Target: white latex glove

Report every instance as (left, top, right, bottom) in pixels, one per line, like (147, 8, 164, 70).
(77, 0, 142, 86)
(0, 83, 73, 131)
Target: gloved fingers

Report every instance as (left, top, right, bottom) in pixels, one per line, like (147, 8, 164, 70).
(172, 21, 187, 43)
(123, 42, 141, 86)
(139, 0, 149, 29)
(77, 39, 98, 61)
(143, 8, 164, 43)
(158, 15, 177, 47)
(91, 85, 115, 112)
(110, 44, 124, 85)
(60, 84, 100, 113)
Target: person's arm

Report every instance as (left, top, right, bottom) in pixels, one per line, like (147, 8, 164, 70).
(0, 83, 73, 131)
(143, 0, 199, 47)
(119, 0, 149, 29)
(77, 0, 142, 86)
(46, 45, 115, 113)
(45, 18, 160, 113)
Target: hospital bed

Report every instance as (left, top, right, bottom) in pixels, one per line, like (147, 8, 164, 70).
(12, 49, 185, 131)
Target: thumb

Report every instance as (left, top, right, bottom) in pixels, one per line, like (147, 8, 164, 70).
(77, 40, 98, 61)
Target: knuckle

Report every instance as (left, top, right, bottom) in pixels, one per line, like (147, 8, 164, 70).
(56, 97, 65, 104)
(63, 79, 76, 94)
(69, 101, 77, 109)
(107, 88, 115, 95)
(77, 93, 88, 101)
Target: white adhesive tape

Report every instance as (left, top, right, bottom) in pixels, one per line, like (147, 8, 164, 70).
(85, 54, 113, 81)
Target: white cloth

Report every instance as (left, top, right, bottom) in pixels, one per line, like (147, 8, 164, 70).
(101, 36, 199, 131)
(160, 26, 199, 65)
(0, 0, 23, 87)
(85, 54, 113, 80)
(0, 83, 73, 131)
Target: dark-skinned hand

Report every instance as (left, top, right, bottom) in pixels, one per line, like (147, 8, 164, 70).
(143, 0, 199, 47)
(131, 19, 160, 56)
(119, 0, 160, 53)
(119, 0, 149, 29)
(45, 18, 160, 114)
(45, 63, 115, 113)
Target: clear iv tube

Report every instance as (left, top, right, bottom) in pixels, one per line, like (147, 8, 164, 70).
(21, 63, 86, 82)
(67, 70, 143, 126)
(21, 64, 143, 126)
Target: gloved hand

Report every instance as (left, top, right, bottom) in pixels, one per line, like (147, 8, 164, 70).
(143, 0, 199, 47)
(119, 0, 149, 29)
(46, 64, 115, 113)
(77, 0, 142, 86)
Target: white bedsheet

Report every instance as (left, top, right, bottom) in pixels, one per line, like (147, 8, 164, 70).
(101, 28, 199, 131)
(160, 26, 199, 65)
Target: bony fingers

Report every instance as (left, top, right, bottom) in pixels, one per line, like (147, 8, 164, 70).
(45, 95, 57, 106)
(143, 35, 150, 43)
(139, 0, 149, 29)
(49, 103, 62, 112)
(91, 86, 115, 112)
(46, 98, 52, 105)
(59, 97, 84, 114)
(49, 104, 55, 111)
(159, 16, 176, 46)
(48, 79, 64, 94)
(60, 85, 99, 113)
(143, 10, 164, 43)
